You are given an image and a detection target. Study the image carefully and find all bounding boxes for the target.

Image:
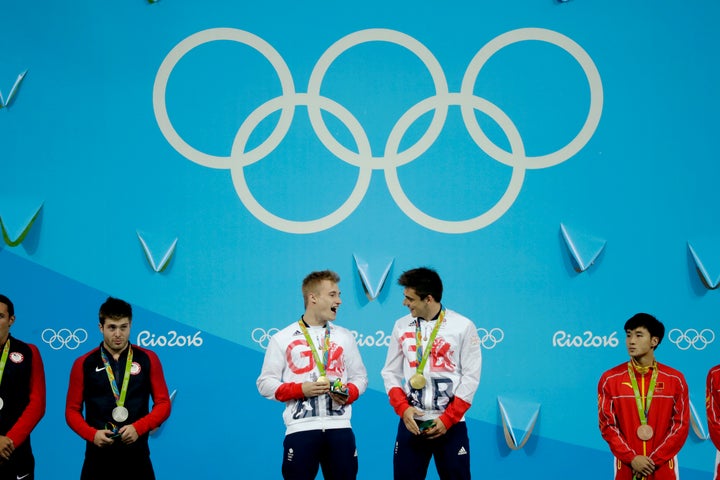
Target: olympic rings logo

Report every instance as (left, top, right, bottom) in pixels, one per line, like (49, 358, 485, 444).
(668, 328, 715, 351)
(41, 328, 88, 350)
(477, 327, 504, 349)
(252, 327, 279, 349)
(154, 28, 603, 234)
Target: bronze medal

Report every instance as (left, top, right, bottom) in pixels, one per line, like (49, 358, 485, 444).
(409, 373, 426, 390)
(637, 424, 654, 441)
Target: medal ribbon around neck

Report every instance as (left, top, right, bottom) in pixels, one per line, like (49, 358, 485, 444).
(298, 318, 330, 378)
(627, 361, 658, 429)
(415, 308, 446, 376)
(0, 339, 10, 387)
(100, 345, 133, 410)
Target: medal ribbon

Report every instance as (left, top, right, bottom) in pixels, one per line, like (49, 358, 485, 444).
(0, 339, 10, 387)
(298, 319, 330, 377)
(627, 361, 658, 428)
(100, 345, 133, 408)
(415, 308, 446, 375)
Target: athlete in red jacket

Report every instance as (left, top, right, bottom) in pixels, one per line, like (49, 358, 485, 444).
(0, 294, 46, 480)
(598, 313, 689, 480)
(706, 364, 720, 479)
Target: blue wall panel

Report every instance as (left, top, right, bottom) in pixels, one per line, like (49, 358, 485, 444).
(2, 0, 720, 478)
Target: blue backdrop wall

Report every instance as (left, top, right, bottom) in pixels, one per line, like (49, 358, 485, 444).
(2, 0, 720, 478)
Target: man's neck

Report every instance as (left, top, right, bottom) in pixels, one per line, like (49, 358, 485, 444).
(302, 313, 325, 327)
(422, 303, 442, 321)
(631, 352, 655, 369)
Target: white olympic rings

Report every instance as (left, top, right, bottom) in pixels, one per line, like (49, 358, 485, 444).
(41, 328, 88, 350)
(252, 327, 279, 350)
(668, 328, 715, 351)
(154, 27, 603, 234)
(477, 327, 505, 349)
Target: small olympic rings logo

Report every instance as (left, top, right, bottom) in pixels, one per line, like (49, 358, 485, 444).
(477, 327, 504, 349)
(41, 328, 88, 350)
(154, 27, 603, 234)
(668, 328, 715, 351)
(252, 327, 279, 349)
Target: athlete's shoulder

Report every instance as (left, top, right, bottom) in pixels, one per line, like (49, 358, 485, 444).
(656, 362, 687, 382)
(600, 362, 629, 380)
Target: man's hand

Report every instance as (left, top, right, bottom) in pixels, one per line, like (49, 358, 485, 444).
(0, 435, 14, 460)
(118, 424, 139, 444)
(302, 380, 331, 398)
(93, 429, 117, 448)
(630, 455, 655, 478)
(402, 407, 424, 435)
(423, 417, 448, 439)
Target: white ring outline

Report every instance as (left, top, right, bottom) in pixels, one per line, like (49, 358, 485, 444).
(153, 27, 603, 233)
(307, 28, 449, 169)
(461, 28, 603, 169)
(153, 28, 296, 170)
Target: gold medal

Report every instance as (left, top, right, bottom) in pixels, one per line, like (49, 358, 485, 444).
(317, 375, 329, 385)
(637, 424, 654, 441)
(409, 373, 426, 390)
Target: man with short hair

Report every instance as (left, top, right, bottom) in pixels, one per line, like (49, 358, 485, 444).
(0, 294, 46, 480)
(381, 267, 482, 480)
(598, 313, 689, 480)
(66, 296, 171, 480)
(257, 270, 368, 480)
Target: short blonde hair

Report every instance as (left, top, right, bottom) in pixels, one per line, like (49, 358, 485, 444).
(302, 270, 340, 307)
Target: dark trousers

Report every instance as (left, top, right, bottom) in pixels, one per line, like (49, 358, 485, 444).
(282, 428, 358, 480)
(0, 442, 34, 480)
(393, 420, 471, 480)
(81, 444, 155, 480)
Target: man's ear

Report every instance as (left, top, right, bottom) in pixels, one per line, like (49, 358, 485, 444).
(651, 337, 659, 348)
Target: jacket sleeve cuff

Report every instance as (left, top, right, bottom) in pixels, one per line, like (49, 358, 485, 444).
(439, 396, 472, 428)
(275, 382, 305, 402)
(388, 387, 410, 417)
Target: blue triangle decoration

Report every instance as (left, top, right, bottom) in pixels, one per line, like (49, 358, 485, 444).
(137, 230, 178, 273)
(0, 198, 43, 247)
(497, 395, 541, 450)
(687, 240, 720, 289)
(560, 223, 606, 272)
(353, 254, 394, 301)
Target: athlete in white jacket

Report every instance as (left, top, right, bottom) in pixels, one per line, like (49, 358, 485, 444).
(257, 270, 368, 480)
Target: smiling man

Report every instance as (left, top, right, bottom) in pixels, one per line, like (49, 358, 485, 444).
(65, 297, 171, 480)
(257, 270, 368, 480)
(381, 267, 481, 480)
(598, 313, 689, 480)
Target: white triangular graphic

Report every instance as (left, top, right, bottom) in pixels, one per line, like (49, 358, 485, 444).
(498, 396, 541, 450)
(0, 199, 43, 247)
(0, 70, 28, 108)
(689, 397, 709, 440)
(353, 254, 394, 300)
(560, 223, 606, 272)
(137, 231, 178, 273)
(688, 240, 720, 289)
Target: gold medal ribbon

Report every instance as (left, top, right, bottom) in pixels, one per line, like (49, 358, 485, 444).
(100, 345, 133, 409)
(298, 318, 330, 378)
(415, 309, 446, 376)
(627, 361, 658, 431)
